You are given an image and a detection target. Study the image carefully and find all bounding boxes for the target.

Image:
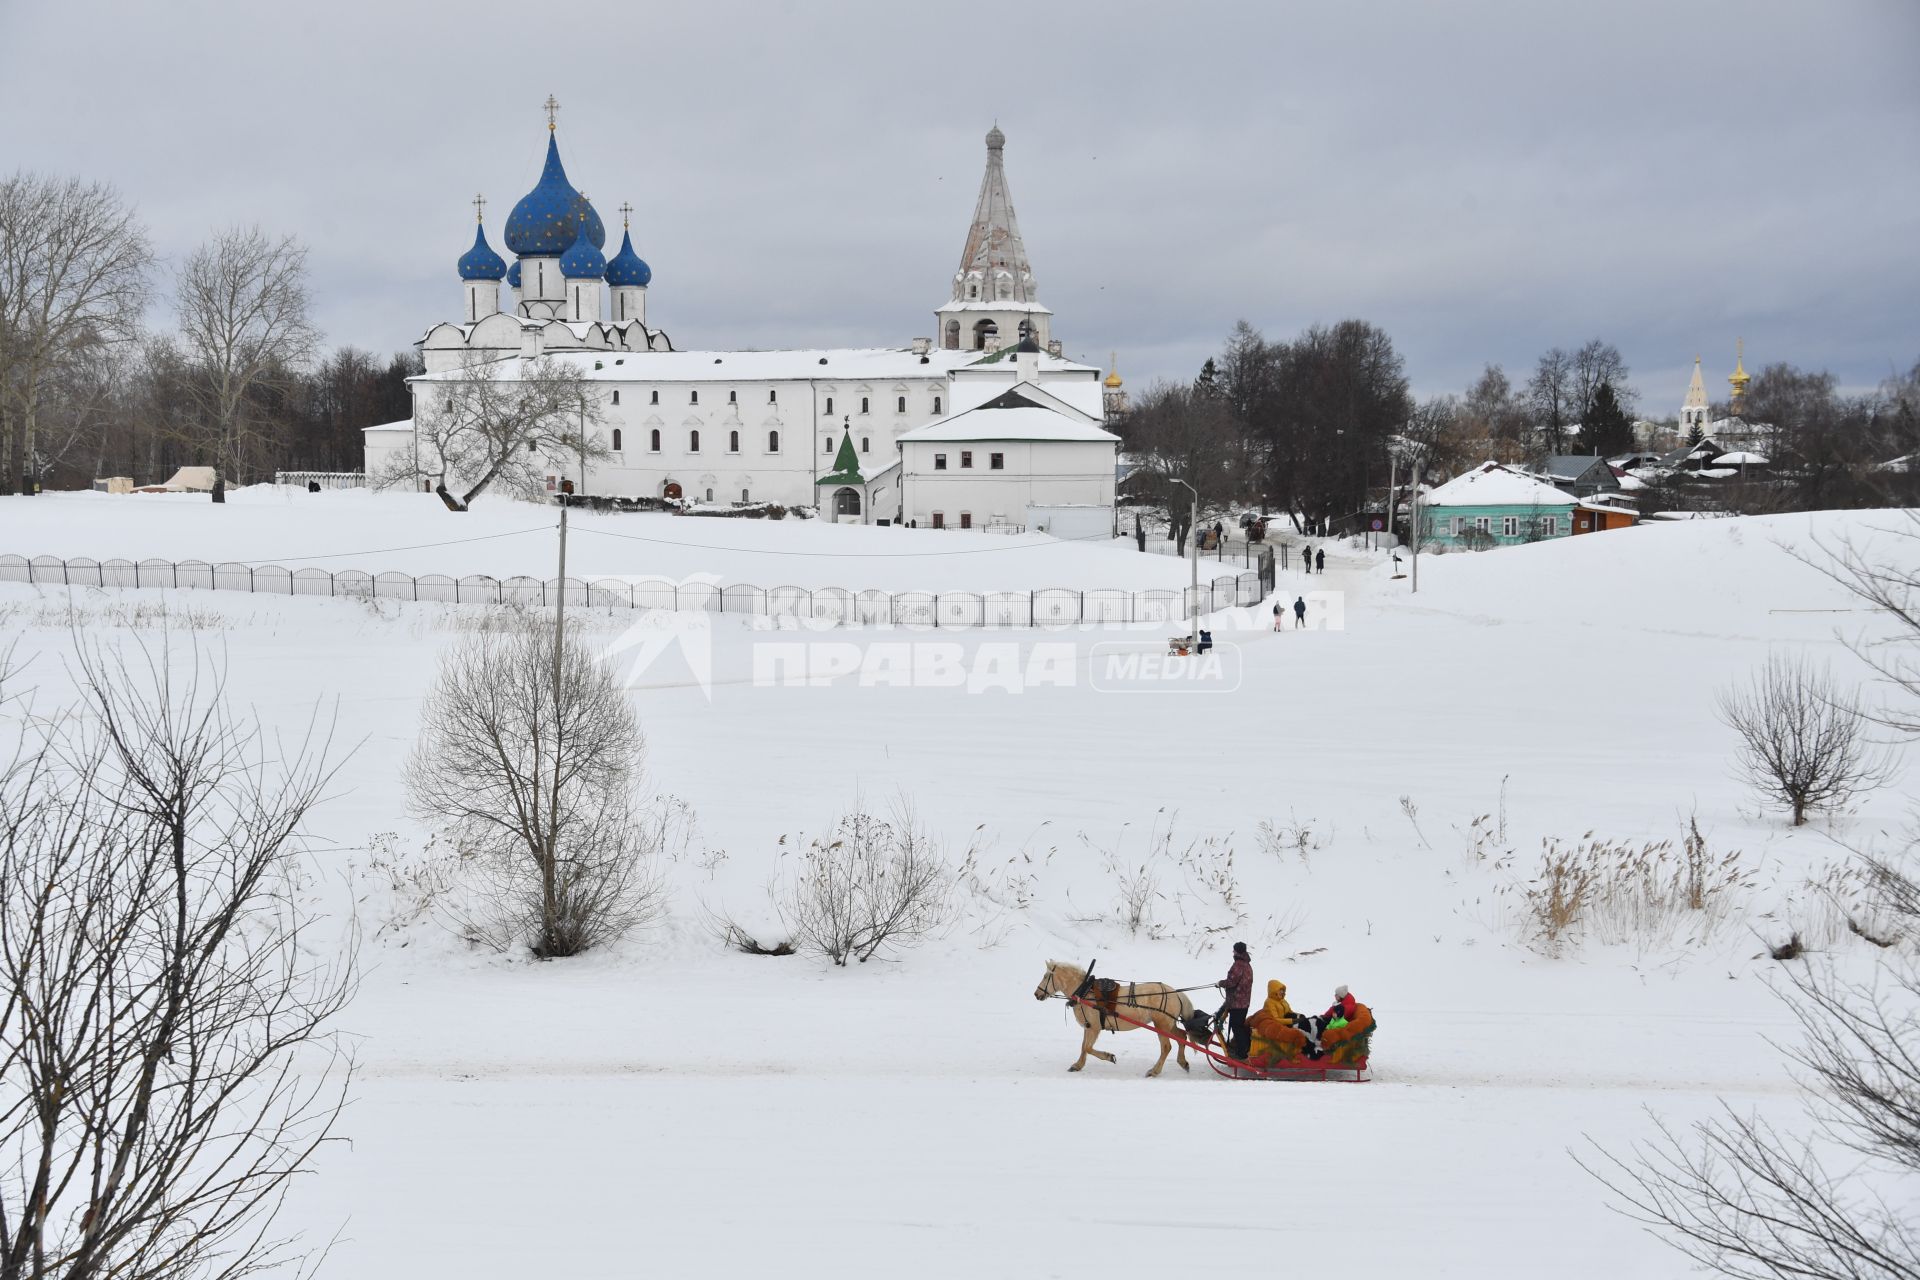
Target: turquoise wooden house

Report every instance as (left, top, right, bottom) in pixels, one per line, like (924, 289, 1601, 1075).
(1420, 462, 1577, 550)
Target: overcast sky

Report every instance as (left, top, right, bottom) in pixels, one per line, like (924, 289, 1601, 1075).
(4, 1, 1916, 414)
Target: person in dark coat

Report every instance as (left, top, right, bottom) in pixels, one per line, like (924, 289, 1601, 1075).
(1293, 595, 1307, 628)
(1216, 942, 1254, 1060)
(1272, 600, 1283, 632)
(1315, 548, 1326, 574)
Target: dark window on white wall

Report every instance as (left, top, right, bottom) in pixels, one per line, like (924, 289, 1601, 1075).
(961, 451, 973, 468)
(860, 397, 870, 414)
(650, 429, 661, 451)
(934, 453, 947, 471)
(768, 390, 777, 403)
(933, 396, 942, 414)
(690, 430, 701, 452)
(728, 390, 737, 404)
(768, 430, 779, 451)
(896, 396, 905, 413)
(729, 430, 740, 452)
(650, 390, 659, 405)
(990, 452, 1004, 470)
(690, 390, 698, 405)
(825, 396, 833, 415)
(612, 390, 620, 406)
(861, 437, 869, 453)
(612, 429, 622, 451)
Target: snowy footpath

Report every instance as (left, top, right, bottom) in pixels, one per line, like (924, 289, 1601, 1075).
(0, 506, 1912, 1277)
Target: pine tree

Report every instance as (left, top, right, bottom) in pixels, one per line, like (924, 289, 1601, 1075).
(1584, 381, 1635, 457)
(1194, 357, 1221, 398)
(1685, 420, 1704, 448)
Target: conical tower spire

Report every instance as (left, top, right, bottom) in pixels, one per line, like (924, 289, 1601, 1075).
(953, 124, 1037, 305)
(1680, 355, 1710, 437)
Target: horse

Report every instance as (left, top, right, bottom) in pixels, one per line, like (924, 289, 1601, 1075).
(1033, 960, 1196, 1077)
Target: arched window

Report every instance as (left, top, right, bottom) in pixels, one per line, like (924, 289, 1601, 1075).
(706, 487, 714, 501)
(972, 319, 997, 350)
(690, 430, 701, 452)
(742, 488, 751, 502)
(768, 430, 780, 451)
(823, 438, 833, 454)
(690, 390, 698, 405)
(729, 429, 739, 452)
(649, 390, 659, 405)
(896, 396, 905, 413)
(728, 390, 736, 404)
(612, 390, 621, 406)
(861, 437, 870, 453)
(860, 397, 870, 414)
(649, 428, 661, 451)
(825, 396, 833, 415)
(933, 395, 942, 415)
(768, 389, 777, 403)
(612, 428, 623, 451)
(944, 320, 960, 349)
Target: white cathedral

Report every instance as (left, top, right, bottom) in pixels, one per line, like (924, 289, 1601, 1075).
(365, 108, 1126, 534)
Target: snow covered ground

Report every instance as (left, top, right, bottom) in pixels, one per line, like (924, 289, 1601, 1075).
(1, 508, 1913, 1277)
(0, 487, 1194, 593)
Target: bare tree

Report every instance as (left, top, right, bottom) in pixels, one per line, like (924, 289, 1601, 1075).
(1717, 656, 1888, 825)
(0, 641, 352, 1279)
(1582, 861, 1920, 1280)
(1797, 512, 1920, 734)
(1570, 338, 1632, 430)
(405, 622, 664, 958)
(1119, 379, 1237, 552)
(172, 226, 320, 483)
(771, 803, 955, 966)
(1526, 347, 1576, 456)
(1460, 363, 1530, 465)
(0, 173, 153, 494)
(378, 355, 608, 509)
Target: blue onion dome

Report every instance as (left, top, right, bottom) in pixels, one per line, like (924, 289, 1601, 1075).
(505, 134, 605, 256)
(605, 229, 651, 287)
(506, 259, 521, 288)
(457, 221, 507, 281)
(559, 221, 606, 279)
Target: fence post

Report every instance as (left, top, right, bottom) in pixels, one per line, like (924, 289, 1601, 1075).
(413, 575, 419, 602)
(330, 571, 336, 598)
(932, 594, 939, 628)
(172, 560, 178, 589)
(61, 559, 69, 587)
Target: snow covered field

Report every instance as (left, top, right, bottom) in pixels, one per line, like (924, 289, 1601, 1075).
(1, 508, 1913, 1277)
(0, 487, 1195, 594)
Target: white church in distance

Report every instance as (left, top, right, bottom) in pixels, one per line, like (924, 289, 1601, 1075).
(365, 106, 1121, 536)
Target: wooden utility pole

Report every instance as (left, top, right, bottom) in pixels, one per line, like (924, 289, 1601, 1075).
(1410, 457, 1424, 594)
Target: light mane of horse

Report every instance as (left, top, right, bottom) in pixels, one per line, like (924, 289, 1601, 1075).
(1044, 961, 1088, 994)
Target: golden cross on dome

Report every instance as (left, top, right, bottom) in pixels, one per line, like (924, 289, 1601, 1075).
(472, 193, 486, 223)
(544, 95, 561, 131)
(618, 201, 633, 229)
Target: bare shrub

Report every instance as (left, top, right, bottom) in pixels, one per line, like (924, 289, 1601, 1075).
(1258, 811, 1329, 867)
(406, 622, 667, 958)
(1508, 825, 1752, 955)
(0, 641, 352, 1278)
(1717, 656, 1889, 826)
(771, 804, 955, 966)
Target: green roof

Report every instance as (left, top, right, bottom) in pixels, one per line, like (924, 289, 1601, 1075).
(816, 430, 864, 486)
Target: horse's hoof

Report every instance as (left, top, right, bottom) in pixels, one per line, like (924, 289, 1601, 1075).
(1180, 1061, 1191, 1073)
(1068, 1063, 1082, 1072)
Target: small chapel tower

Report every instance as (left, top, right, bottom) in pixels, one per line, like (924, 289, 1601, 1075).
(1103, 353, 1128, 422)
(456, 195, 506, 323)
(936, 126, 1054, 352)
(1681, 356, 1710, 437)
(606, 202, 652, 326)
(1728, 338, 1751, 415)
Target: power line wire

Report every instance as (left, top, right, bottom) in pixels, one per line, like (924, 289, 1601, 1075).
(225, 525, 556, 566)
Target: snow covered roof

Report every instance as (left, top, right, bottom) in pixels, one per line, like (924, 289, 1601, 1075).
(362, 419, 413, 434)
(1538, 455, 1612, 480)
(1711, 451, 1768, 466)
(1423, 462, 1576, 508)
(898, 392, 1119, 444)
(413, 347, 1096, 384)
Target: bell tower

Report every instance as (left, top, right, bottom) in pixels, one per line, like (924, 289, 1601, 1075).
(935, 126, 1054, 352)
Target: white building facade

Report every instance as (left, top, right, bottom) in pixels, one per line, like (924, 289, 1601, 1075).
(367, 112, 1108, 518)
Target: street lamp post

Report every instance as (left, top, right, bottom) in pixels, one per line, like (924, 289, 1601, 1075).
(1171, 476, 1199, 624)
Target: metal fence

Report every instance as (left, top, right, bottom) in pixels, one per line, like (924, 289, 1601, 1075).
(272, 471, 366, 490)
(0, 554, 1276, 625)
